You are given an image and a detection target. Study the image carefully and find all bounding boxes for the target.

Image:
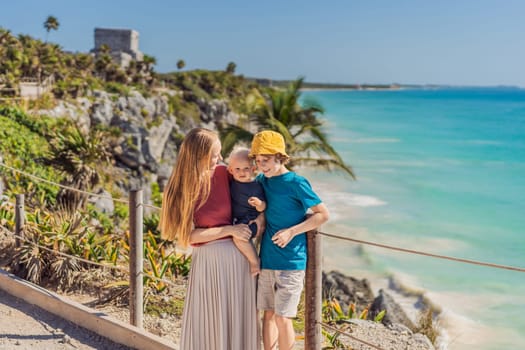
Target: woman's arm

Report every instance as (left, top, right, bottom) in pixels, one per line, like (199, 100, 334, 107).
(189, 224, 253, 244)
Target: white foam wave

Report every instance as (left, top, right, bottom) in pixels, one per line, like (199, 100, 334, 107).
(373, 274, 517, 350)
(306, 180, 387, 221)
(347, 193, 387, 207)
(428, 290, 525, 350)
(317, 192, 386, 221)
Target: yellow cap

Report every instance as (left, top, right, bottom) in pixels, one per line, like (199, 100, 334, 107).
(249, 130, 288, 157)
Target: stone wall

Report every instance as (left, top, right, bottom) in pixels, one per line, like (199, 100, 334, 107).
(19, 76, 54, 99)
(93, 28, 143, 63)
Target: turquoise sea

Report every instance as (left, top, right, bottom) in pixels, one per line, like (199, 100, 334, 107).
(300, 88, 525, 350)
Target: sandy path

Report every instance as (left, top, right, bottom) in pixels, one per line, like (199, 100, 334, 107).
(0, 289, 134, 350)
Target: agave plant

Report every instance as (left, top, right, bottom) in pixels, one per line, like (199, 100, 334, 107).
(7, 207, 101, 288)
(49, 256, 81, 288)
(45, 127, 115, 212)
(9, 226, 49, 284)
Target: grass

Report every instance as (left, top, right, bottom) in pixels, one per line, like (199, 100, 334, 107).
(145, 295, 185, 317)
(415, 308, 438, 344)
(292, 290, 306, 334)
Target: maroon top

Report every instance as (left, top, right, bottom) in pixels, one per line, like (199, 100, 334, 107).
(193, 164, 232, 229)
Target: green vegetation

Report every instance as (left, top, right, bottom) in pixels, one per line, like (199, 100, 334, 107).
(145, 295, 185, 317)
(0, 25, 354, 177)
(0, 25, 154, 98)
(266, 79, 402, 90)
(0, 27, 376, 346)
(0, 106, 63, 205)
(158, 69, 259, 114)
(0, 107, 190, 301)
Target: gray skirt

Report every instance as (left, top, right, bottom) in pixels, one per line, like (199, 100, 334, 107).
(180, 238, 259, 350)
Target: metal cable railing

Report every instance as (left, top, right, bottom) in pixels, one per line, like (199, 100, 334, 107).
(2, 161, 523, 273)
(319, 321, 385, 350)
(0, 226, 181, 289)
(318, 231, 525, 273)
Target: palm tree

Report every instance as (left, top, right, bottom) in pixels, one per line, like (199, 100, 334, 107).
(43, 16, 59, 43)
(0, 28, 11, 45)
(221, 77, 355, 178)
(176, 59, 185, 70)
(226, 61, 236, 74)
(142, 54, 157, 72)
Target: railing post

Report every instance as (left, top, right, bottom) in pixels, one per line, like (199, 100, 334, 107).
(15, 194, 25, 247)
(129, 189, 144, 328)
(305, 229, 322, 350)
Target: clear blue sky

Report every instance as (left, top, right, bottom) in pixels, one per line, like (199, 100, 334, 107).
(2, 0, 525, 87)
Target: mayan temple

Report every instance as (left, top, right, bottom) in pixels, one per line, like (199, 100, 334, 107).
(92, 28, 144, 68)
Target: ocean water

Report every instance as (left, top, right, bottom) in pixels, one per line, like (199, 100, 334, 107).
(300, 88, 525, 350)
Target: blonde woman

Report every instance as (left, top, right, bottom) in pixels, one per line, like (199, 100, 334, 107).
(160, 128, 260, 349)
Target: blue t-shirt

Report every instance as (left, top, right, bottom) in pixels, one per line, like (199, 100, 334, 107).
(256, 171, 321, 270)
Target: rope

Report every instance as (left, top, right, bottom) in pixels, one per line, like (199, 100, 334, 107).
(0, 162, 129, 204)
(0, 226, 129, 273)
(2, 161, 524, 273)
(0, 162, 163, 210)
(318, 231, 525, 273)
(319, 321, 384, 350)
(143, 203, 161, 211)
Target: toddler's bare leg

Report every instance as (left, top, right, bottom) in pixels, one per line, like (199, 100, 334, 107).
(233, 238, 260, 276)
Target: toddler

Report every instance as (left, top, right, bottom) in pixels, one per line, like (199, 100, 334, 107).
(227, 147, 266, 276)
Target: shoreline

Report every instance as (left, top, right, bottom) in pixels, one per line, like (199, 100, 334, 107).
(299, 86, 404, 92)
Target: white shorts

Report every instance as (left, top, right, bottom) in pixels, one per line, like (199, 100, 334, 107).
(257, 269, 305, 318)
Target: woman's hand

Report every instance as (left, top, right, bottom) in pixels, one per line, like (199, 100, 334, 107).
(231, 224, 252, 242)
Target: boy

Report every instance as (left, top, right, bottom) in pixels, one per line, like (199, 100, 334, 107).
(249, 130, 329, 350)
(228, 147, 266, 276)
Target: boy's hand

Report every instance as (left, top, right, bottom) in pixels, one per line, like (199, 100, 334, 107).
(272, 228, 294, 248)
(248, 197, 266, 212)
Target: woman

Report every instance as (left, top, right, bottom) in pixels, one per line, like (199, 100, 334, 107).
(159, 128, 260, 349)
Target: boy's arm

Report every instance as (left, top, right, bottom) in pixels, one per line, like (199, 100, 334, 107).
(272, 203, 329, 248)
(252, 212, 266, 238)
(248, 196, 266, 212)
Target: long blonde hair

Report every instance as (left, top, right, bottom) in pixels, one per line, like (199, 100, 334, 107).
(159, 128, 218, 246)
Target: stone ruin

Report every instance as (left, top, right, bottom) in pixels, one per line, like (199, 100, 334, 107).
(92, 28, 144, 68)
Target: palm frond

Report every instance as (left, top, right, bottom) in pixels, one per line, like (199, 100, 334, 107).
(219, 125, 255, 157)
(222, 77, 355, 179)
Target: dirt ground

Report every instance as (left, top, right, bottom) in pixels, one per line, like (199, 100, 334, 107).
(0, 288, 134, 350)
(1, 282, 437, 350)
